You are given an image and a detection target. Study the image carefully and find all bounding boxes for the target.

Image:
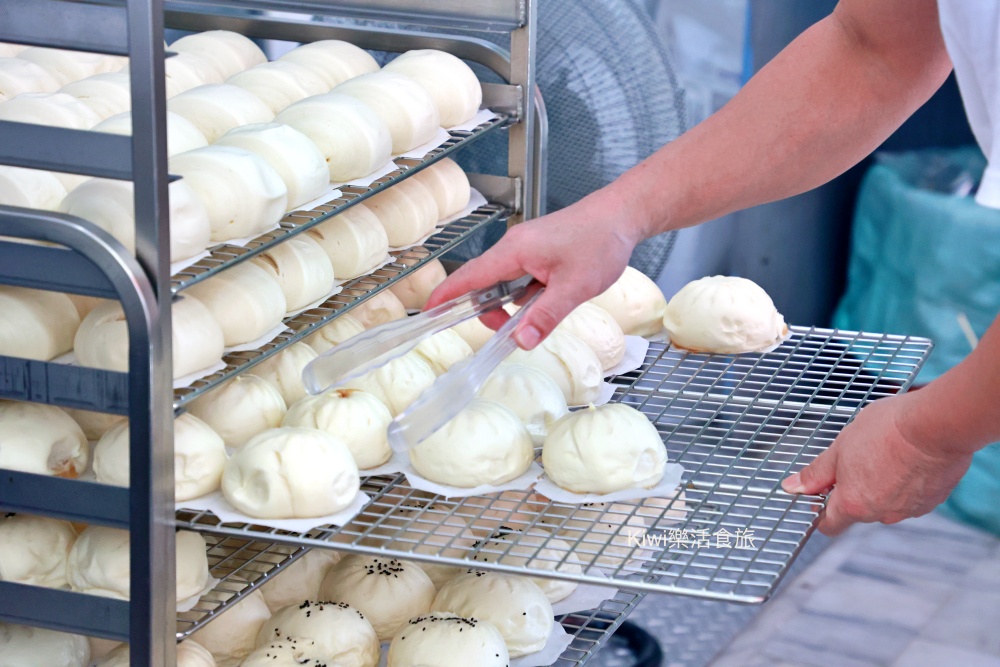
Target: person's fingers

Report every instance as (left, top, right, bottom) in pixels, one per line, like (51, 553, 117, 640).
(817, 489, 855, 537)
(782, 446, 838, 495)
(424, 238, 526, 310)
(514, 278, 588, 349)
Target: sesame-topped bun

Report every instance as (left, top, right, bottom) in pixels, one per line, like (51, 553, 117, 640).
(431, 571, 553, 657)
(387, 611, 508, 667)
(239, 641, 324, 667)
(255, 600, 379, 667)
(319, 556, 435, 642)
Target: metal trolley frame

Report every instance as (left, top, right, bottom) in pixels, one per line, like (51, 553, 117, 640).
(0, 2, 933, 666)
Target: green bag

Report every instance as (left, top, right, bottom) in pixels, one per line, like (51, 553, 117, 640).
(832, 147, 1000, 535)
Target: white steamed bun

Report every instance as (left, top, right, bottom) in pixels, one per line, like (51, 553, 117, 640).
(412, 329, 472, 375)
(506, 329, 602, 405)
(0, 286, 80, 360)
(410, 158, 471, 220)
(556, 302, 626, 372)
(59, 177, 211, 262)
(282, 389, 391, 470)
(409, 398, 533, 488)
(97, 641, 215, 667)
(0, 91, 101, 129)
(186, 261, 286, 347)
(58, 72, 130, 120)
(65, 407, 124, 441)
(469, 528, 583, 603)
(542, 403, 666, 493)
(303, 313, 365, 353)
(478, 363, 569, 445)
(74, 296, 224, 378)
(192, 586, 271, 665)
(163, 51, 226, 95)
(170, 145, 288, 242)
(387, 253, 446, 310)
(340, 353, 435, 417)
(0, 400, 88, 478)
(275, 93, 392, 182)
(449, 316, 494, 351)
(252, 342, 318, 406)
(227, 60, 328, 115)
(215, 122, 328, 209)
(188, 375, 287, 450)
(92, 110, 208, 157)
(222, 427, 360, 519)
(663, 275, 788, 353)
(305, 203, 388, 279)
(365, 177, 439, 247)
(0, 165, 66, 209)
(169, 30, 266, 79)
(334, 71, 440, 154)
(278, 40, 379, 88)
(589, 266, 666, 338)
(0, 56, 60, 102)
(383, 50, 482, 127)
(0, 514, 77, 588)
(350, 290, 407, 329)
(251, 234, 335, 312)
(0, 623, 89, 667)
(67, 527, 209, 602)
(17, 47, 119, 85)
(167, 83, 274, 143)
(258, 548, 340, 612)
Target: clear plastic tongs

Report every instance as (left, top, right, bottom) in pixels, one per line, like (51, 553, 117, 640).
(301, 275, 544, 452)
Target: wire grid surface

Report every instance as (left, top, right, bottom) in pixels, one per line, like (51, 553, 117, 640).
(173, 204, 505, 408)
(178, 326, 932, 608)
(169, 113, 508, 295)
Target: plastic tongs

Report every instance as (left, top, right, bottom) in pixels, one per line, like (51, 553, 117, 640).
(301, 275, 544, 452)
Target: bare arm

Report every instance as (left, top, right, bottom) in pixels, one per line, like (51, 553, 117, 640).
(428, 0, 953, 347)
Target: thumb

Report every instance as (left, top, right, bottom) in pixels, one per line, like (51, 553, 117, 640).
(514, 278, 587, 350)
(782, 446, 838, 495)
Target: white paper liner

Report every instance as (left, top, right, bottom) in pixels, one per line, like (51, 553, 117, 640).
(176, 488, 371, 533)
(510, 622, 574, 667)
(333, 254, 394, 287)
(436, 187, 489, 227)
(177, 575, 221, 613)
(49, 353, 227, 390)
(397, 127, 451, 159)
(533, 462, 686, 505)
(220, 222, 281, 249)
(330, 161, 400, 189)
(296, 186, 345, 212)
(550, 568, 618, 616)
(358, 449, 408, 478)
(284, 284, 345, 318)
(222, 323, 289, 354)
(172, 360, 227, 389)
(446, 108, 501, 132)
(170, 250, 210, 276)
(398, 451, 544, 499)
(604, 336, 649, 378)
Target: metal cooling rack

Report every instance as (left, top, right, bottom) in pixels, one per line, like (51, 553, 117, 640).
(177, 326, 932, 606)
(173, 204, 506, 408)
(170, 112, 509, 295)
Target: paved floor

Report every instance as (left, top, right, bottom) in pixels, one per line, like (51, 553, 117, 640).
(707, 512, 1000, 667)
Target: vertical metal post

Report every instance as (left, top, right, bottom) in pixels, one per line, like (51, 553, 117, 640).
(507, 0, 537, 224)
(125, 1, 176, 665)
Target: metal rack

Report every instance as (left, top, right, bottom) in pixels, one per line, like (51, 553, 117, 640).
(176, 327, 932, 609)
(0, 1, 935, 666)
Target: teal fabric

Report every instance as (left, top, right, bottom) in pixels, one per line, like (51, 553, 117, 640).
(832, 147, 1000, 536)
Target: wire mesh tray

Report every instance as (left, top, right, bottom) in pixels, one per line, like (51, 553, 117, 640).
(177, 327, 932, 605)
(170, 112, 508, 295)
(174, 204, 506, 408)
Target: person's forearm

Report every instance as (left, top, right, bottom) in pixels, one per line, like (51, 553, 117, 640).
(607, 0, 952, 237)
(899, 315, 1000, 457)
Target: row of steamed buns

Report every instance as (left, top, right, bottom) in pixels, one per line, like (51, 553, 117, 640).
(0, 151, 469, 377)
(0, 30, 482, 254)
(1, 480, 684, 667)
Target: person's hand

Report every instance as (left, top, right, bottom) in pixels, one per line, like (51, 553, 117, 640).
(425, 187, 646, 349)
(781, 392, 973, 536)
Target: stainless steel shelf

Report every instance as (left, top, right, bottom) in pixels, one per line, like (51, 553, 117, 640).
(173, 204, 506, 409)
(176, 327, 933, 604)
(171, 113, 509, 295)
